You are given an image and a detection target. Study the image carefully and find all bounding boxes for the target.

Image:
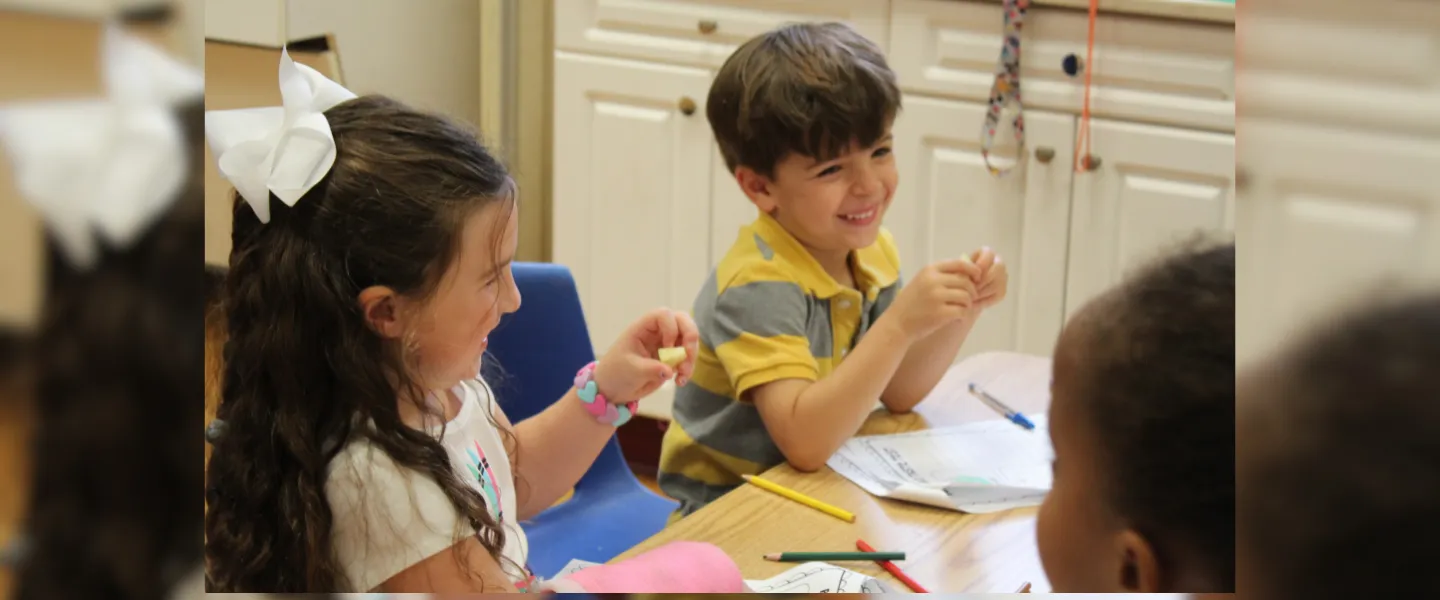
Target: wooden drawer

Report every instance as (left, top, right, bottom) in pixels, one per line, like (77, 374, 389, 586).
(889, 0, 1234, 132)
(555, 0, 892, 69)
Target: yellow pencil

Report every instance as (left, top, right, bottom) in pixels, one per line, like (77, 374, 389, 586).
(741, 474, 856, 523)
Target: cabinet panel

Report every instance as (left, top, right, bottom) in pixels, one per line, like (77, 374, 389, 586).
(889, 0, 1234, 132)
(891, 95, 1075, 357)
(1237, 120, 1440, 364)
(556, 0, 891, 69)
(1239, 0, 1440, 138)
(552, 52, 715, 358)
(1065, 118, 1235, 320)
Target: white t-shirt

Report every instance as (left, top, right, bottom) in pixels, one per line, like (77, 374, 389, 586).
(324, 378, 531, 592)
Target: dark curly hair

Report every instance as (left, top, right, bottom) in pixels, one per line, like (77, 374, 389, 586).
(1068, 240, 1236, 591)
(707, 21, 900, 178)
(14, 98, 206, 599)
(203, 94, 517, 592)
(1239, 291, 1440, 599)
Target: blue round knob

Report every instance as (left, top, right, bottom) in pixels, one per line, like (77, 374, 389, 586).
(1062, 53, 1081, 77)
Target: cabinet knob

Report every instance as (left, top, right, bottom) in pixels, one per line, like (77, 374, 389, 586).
(698, 19, 718, 34)
(1236, 166, 1251, 191)
(1062, 53, 1083, 77)
(1081, 154, 1102, 171)
(1034, 146, 1056, 164)
(679, 96, 697, 116)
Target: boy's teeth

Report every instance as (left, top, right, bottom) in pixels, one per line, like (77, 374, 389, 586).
(843, 209, 876, 221)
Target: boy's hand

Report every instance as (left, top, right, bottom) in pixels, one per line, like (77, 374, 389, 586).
(884, 257, 982, 343)
(970, 247, 1009, 309)
(593, 308, 699, 404)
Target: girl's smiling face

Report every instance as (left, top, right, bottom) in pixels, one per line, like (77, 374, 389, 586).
(406, 200, 522, 390)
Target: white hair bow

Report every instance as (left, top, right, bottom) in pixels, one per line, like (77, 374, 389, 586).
(205, 49, 357, 223)
(0, 25, 203, 269)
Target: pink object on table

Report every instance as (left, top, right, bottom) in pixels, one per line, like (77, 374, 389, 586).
(555, 541, 746, 593)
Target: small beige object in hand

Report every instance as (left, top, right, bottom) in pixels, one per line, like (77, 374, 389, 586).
(658, 347, 687, 368)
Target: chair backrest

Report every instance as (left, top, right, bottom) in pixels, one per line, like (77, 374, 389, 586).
(484, 262, 637, 493)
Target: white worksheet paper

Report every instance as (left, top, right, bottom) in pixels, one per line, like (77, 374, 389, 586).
(826, 415, 1054, 513)
(553, 558, 601, 580)
(744, 562, 894, 593)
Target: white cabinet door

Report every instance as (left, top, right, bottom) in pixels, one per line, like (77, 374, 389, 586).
(709, 153, 757, 268)
(891, 96, 1075, 357)
(1064, 118, 1235, 319)
(1236, 120, 1440, 365)
(552, 52, 716, 357)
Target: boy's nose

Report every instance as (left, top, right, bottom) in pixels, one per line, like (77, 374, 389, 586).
(850, 169, 884, 197)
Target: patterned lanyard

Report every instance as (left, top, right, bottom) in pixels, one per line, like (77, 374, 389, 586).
(981, 0, 1029, 177)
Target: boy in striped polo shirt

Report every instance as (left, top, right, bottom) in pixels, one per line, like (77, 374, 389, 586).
(657, 22, 1010, 519)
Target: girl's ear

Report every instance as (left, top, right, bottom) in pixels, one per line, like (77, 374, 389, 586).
(358, 285, 405, 339)
(1115, 529, 1163, 593)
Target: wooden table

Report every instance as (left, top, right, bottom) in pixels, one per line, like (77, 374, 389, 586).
(612, 352, 1054, 593)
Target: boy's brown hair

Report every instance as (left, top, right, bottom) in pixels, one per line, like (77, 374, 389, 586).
(707, 22, 900, 178)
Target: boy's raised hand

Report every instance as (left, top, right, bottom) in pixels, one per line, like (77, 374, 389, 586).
(594, 308, 700, 404)
(884, 257, 982, 343)
(970, 247, 1010, 309)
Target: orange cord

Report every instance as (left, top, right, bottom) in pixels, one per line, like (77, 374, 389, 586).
(1074, 0, 1099, 172)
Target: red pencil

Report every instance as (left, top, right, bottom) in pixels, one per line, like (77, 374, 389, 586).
(856, 538, 928, 593)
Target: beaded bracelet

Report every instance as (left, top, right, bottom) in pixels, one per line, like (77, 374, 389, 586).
(574, 362, 638, 427)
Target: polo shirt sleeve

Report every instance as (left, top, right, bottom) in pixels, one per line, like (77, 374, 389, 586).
(709, 279, 820, 399)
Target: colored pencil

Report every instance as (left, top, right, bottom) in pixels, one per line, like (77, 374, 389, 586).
(741, 474, 857, 522)
(857, 538, 928, 593)
(1016, 582, 1032, 593)
(763, 551, 906, 562)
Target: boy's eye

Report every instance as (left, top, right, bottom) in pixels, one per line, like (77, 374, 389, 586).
(817, 165, 841, 177)
(873, 146, 892, 158)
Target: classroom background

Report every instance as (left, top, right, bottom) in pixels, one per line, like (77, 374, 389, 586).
(1, 0, 1438, 596)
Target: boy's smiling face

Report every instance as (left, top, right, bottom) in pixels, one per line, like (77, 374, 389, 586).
(738, 131, 898, 257)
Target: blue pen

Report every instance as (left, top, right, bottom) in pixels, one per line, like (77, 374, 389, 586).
(967, 383, 1036, 431)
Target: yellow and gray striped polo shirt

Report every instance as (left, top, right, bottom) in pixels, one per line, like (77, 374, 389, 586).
(657, 212, 902, 518)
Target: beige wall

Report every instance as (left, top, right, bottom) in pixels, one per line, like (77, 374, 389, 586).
(288, 0, 481, 129)
(204, 0, 563, 264)
(481, 0, 553, 263)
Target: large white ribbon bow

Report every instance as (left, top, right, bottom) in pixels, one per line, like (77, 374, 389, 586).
(0, 25, 204, 269)
(205, 49, 357, 223)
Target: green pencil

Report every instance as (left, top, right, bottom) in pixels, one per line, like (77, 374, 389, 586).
(763, 551, 906, 562)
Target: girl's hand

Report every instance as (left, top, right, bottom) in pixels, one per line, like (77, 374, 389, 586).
(971, 247, 1009, 310)
(592, 308, 700, 405)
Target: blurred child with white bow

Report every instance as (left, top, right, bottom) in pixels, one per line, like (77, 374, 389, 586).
(200, 51, 743, 594)
(0, 24, 206, 600)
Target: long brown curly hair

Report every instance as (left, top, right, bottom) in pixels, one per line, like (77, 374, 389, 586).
(203, 95, 516, 592)
(14, 98, 206, 599)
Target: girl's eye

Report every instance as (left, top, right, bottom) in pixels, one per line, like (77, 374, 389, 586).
(817, 165, 841, 177)
(873, 146, 892, 158)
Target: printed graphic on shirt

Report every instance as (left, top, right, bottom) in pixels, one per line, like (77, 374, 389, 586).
(464, 439, 504, 523)
(515, 570, 542, 592)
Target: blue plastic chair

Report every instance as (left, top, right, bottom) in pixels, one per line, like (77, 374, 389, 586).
(483, 262, 678, 579)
